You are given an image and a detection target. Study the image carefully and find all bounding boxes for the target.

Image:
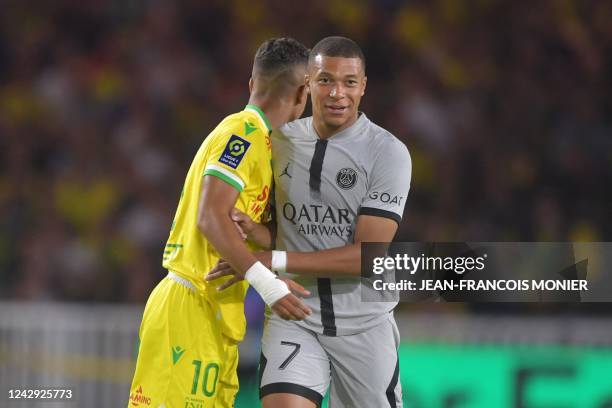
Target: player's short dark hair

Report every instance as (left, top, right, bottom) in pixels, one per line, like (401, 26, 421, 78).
(253, 37, 309, 82)
(309, 36, 366, 72)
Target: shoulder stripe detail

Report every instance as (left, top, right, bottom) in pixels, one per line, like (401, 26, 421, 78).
(245, 104, 272, 134)
(358, 207, 402, 225)
(204, 164, 245, 192)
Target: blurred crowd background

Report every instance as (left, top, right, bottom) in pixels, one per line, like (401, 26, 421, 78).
(1, 0, 611, 305)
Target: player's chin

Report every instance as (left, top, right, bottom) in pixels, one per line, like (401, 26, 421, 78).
(322, 113, 350, 128)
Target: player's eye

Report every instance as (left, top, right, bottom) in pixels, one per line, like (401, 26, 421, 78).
(318, 77, 330, 84)
(347, 80, 358, 86)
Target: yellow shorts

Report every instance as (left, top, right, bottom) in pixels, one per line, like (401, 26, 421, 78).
(128, 274, 239, 408)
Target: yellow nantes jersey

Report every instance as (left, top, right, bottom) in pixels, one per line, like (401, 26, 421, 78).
(163, 104, 273, 341)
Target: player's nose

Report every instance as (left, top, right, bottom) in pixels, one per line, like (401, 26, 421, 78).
(329, 84, 345, 98)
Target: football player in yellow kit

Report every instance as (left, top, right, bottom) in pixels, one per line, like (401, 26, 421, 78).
(128, 38, 312, 408)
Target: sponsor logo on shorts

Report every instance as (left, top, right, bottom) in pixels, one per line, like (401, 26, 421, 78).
(129, 385, 151, 407)
(183, 397, 206, 407)
(172, 345, 186, 365)
(219, 135, 251, 169)
(336, 168, 357, 189)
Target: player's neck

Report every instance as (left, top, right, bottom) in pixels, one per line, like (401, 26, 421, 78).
(247, 98, 285, 130)
(313, 114, 359, 140)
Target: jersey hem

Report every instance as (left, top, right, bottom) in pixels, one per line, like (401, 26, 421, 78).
(270, 310, 395, 337)
(260, 382, 323, 407)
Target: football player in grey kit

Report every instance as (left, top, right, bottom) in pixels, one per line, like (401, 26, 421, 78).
(209, 36, 411, 408)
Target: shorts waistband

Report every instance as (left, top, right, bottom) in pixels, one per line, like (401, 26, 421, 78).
(167, 271, 198, 291)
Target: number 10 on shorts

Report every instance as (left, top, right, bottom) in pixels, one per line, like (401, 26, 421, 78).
(191, 360, 219, 397)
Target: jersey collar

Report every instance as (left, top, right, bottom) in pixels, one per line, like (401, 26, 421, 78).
(244, 104, 273, 135)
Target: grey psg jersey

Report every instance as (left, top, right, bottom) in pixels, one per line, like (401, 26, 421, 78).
(272, 113, 412, 336)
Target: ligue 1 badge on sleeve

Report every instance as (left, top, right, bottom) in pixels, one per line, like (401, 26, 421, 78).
(219, 134, 251, 169)
(336, 168, 357, 189)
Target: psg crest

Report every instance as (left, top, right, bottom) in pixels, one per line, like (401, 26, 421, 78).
(336, 168, 357, 189)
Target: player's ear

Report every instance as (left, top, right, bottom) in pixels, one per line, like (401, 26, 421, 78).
(295, 84, 307, 106)
(248, 77, 254, 93)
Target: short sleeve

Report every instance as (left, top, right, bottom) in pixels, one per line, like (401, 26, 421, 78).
(203, 123, 262, 192)
(359, 137, 412, 225)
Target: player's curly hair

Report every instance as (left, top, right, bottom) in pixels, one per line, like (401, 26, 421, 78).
(309, 36, 366, 72)
(253, 37, 309, 77)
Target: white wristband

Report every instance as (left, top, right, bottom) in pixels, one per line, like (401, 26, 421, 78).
(245, 261, 289, 306)
(271, 250, 287, 274)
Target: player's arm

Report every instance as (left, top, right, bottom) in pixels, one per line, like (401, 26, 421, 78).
(208, 212, 397, 284)
(273, 214, 397, 277)
(198, 175, 311, 319)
